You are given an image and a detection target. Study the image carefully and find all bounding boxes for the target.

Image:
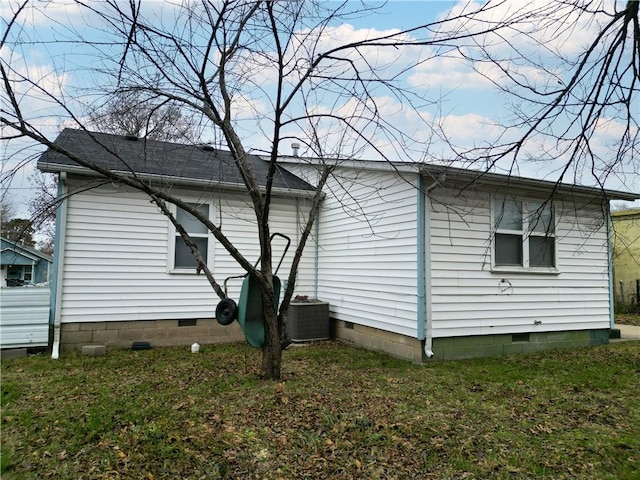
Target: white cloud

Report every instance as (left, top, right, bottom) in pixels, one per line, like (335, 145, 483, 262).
(409, 53, 564, 93)
(2, 0, 635, 208)
(407, 53, 494, 90)
(438, 113, 502, 147)
(421, 0, 623, 92)
(593, 117, 637, 142)
(1, 43, 75, 216)
(284, 93, 436, 159)
(0, 46, 72, 132)
(2, 0, 84, 27)
(441, 0, 620, 56)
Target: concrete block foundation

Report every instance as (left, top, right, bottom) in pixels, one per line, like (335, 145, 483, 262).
(82, 344, 106, 357)
(332, 319, 611, 363)
(333, 320, 424, 362)
(60, 318, 245, 353)
(1, 348, 27, 360)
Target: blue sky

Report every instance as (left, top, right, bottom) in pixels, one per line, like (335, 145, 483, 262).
(348, 1, 448, 29)
(2, 0, 638, 217)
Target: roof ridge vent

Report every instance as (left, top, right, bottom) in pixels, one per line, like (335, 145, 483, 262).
(200, 144, 215, 152)
(125, 134, 139, 141)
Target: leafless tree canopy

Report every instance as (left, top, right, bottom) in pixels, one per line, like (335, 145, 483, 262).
(27, 91, 203, 253)
(87, 90, 203, 143)
(1, 0, 637, 378)
(434, 0, 638, 190)
(0, 198, 17, 226)
(27, 171, 57, 254)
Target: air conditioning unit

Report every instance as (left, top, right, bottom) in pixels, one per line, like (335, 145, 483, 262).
(286, 300, 330, 342)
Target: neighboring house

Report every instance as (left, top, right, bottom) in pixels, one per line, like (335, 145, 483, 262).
(38, 129, 317, 355)
(612, 209, 640, 311)
(0, 238, 52, 349)
(39, 129, 639, 361)
(1, 237, 52, 287)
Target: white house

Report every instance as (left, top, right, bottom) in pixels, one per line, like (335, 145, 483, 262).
(38, 129, 317, 356)
(284, 159, 639, 361)
(39, 129, 639, 361)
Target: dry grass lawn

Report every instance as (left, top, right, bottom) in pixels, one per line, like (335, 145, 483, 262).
(2, 341, 639, 479)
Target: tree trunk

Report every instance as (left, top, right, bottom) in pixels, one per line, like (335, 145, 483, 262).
(260, 287, 282, 379)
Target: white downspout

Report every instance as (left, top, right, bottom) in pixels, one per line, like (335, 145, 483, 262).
(417, 175, 434, 358)
(606, 208, 615, 330)
(423, 200, 434, 359)
(51, 172, 68, 359)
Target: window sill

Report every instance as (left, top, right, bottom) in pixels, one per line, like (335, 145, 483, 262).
(168, 268, 202, 275)
(491, 266, 560, 275)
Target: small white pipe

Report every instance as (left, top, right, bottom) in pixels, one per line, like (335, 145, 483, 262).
(291, 143, 300, 157)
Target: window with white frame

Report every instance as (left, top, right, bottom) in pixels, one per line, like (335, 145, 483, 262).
(493, 198, 556, 270)
(7, 264, 33, 281)
(172, 203, 210, 270)
(23, 264, 33, 282)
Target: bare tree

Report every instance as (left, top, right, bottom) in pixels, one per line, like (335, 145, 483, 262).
(87, 90, 203, 143)
(3, 0, 632, 378)
(0, 198, 16, 227)
(27, 171, 57, 254)
(433, 0, 638, 191)
(27, 91, 203, 254)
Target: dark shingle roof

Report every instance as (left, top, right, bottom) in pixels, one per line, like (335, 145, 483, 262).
(37, 128, 314, 192)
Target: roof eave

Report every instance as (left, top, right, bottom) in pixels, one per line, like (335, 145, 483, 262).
(0, 238, 53, 262)
(273, 156, 421, 174)
(418, 165, 639, 201)
(38, 162, 318, 199)
(1, 248, 41, 262)
(276, 157, 638, 201)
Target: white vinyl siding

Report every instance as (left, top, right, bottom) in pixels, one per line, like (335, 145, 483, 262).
(429, 187, 610, 338)
(312, 168, 420, 337)
(58, 179, 314, 324)
(0, 287, 50, 348)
